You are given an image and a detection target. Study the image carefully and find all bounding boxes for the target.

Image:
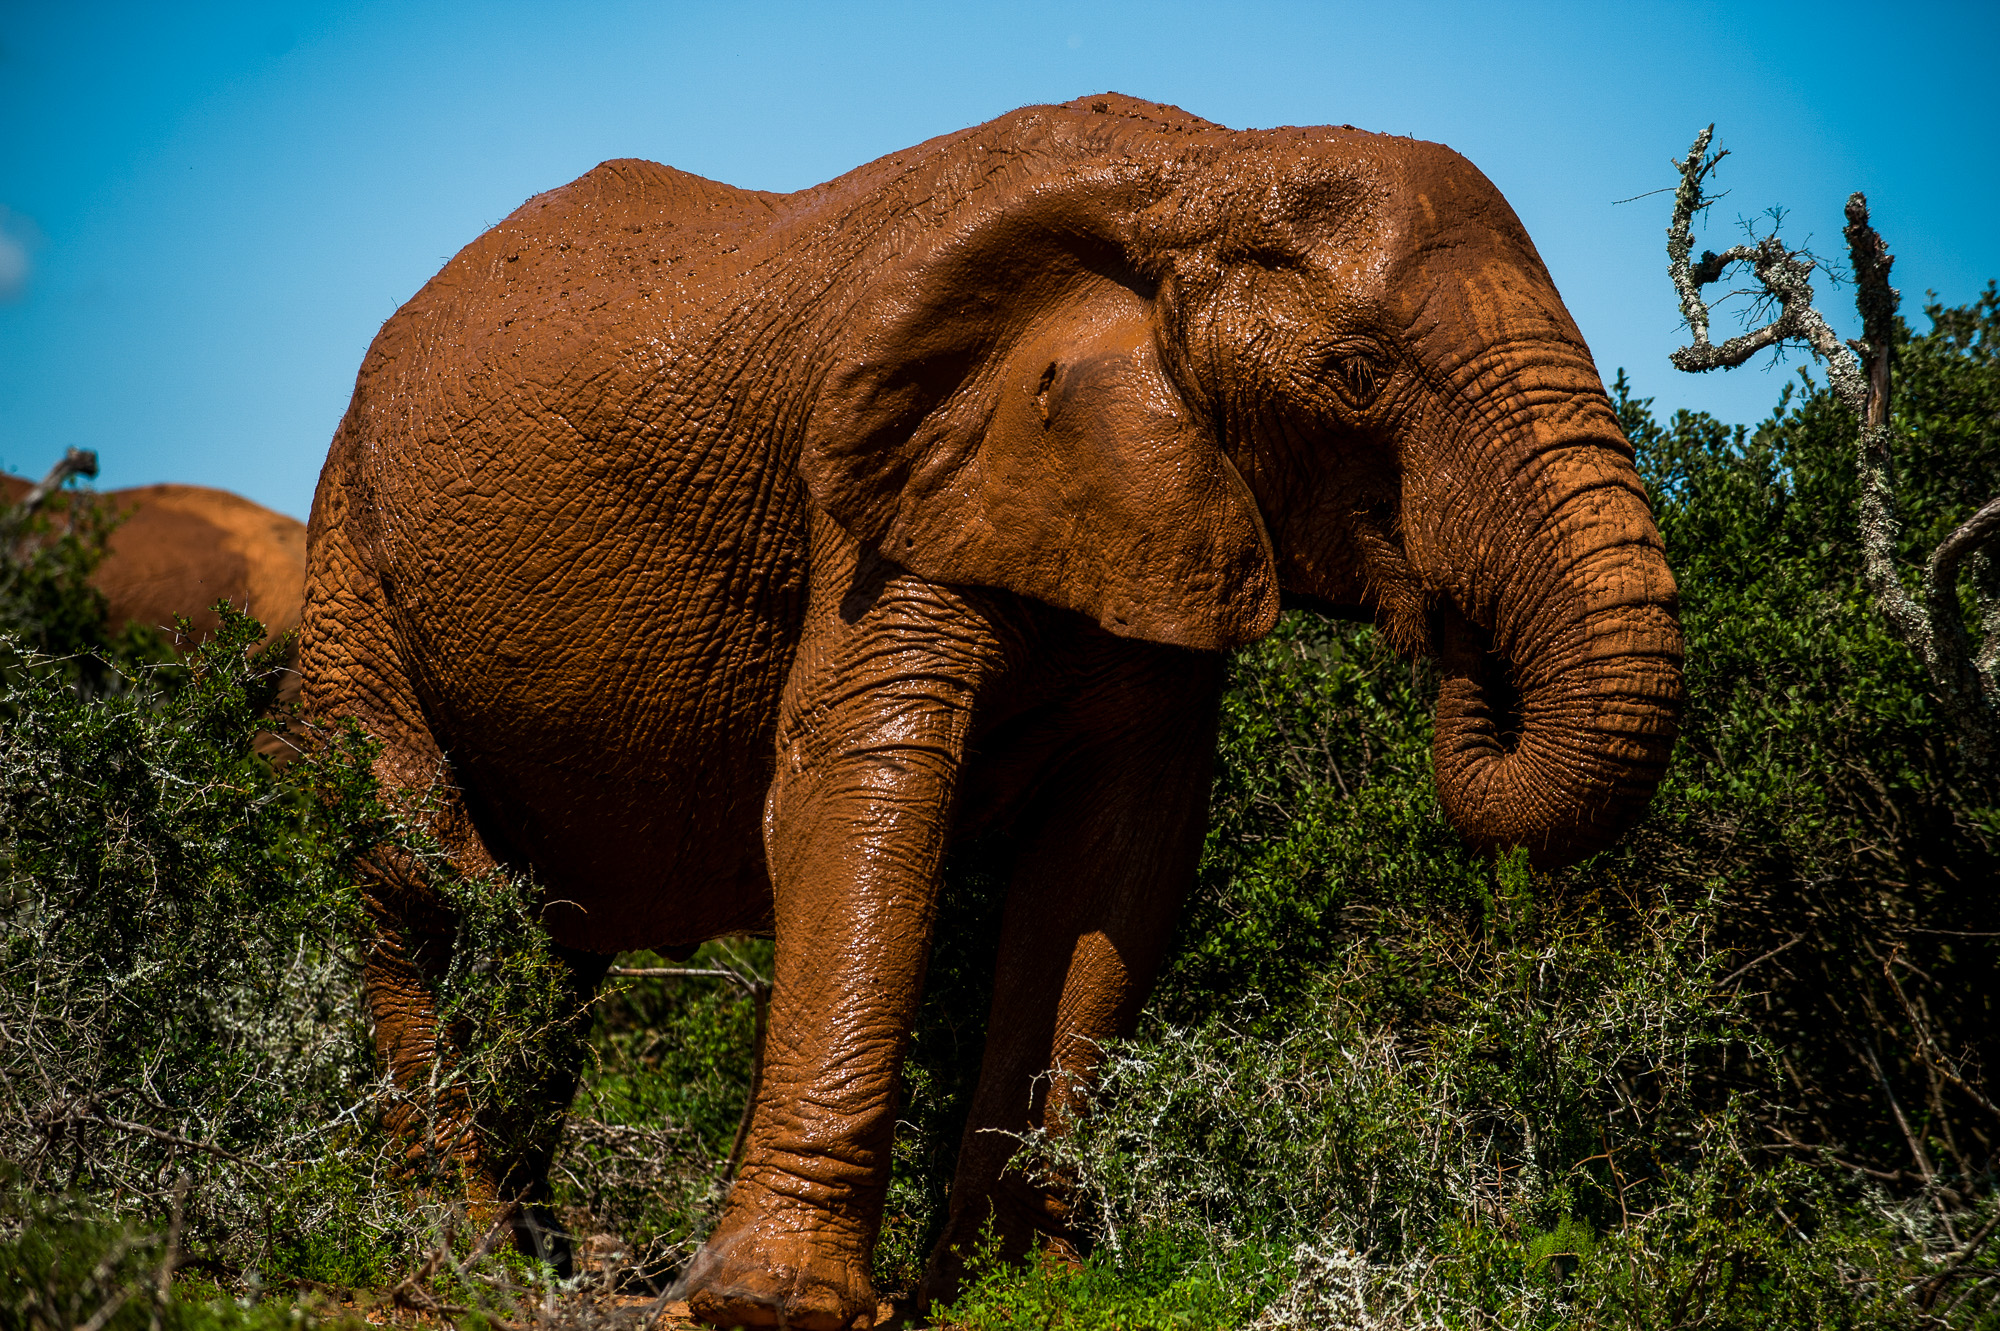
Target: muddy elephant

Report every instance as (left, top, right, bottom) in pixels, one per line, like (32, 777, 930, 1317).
(2, 471, 308, 646)
(301, 94, 1683, 1327)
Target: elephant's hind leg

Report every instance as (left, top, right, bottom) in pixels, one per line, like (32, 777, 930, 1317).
(301, 514, 606, 1269)
(361, 833, 610, 1272)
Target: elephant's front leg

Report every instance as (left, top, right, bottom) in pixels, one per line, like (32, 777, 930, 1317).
(684, 532, 1013, 1331)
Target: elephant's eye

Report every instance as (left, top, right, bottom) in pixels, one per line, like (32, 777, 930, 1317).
(1329, 353, 1383, 407)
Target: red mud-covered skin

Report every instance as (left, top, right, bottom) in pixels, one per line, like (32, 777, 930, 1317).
(1, 474, 307, 647)
(301, 95, 1684, 1326)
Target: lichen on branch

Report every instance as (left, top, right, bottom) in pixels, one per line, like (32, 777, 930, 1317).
(1664, 125, 2000, 768)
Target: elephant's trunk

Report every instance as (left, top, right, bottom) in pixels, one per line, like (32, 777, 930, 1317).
(1423, 423, 1686, 868)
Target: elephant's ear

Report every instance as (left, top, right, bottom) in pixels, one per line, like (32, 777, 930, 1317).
(802, 182, 1280, 652)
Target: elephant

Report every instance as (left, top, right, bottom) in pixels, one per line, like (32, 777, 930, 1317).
(3, 473, 308, 748)
(4, 470, 308, 758)
(2, 471, 308, 647)
(300, 94, 1683, 1327)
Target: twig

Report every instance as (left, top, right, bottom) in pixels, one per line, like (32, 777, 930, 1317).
(1856, 1034, 1940, 1192)
(153, 1173, 188, 1309)
(606, 960, 772, 1182)
(388, 1210, 459, 1311)
(607, 966, 757, 987)
(1878, 949, 2000, 1120)
(390, 1204, 518, 1318)
(1920, 1205, 2000, 1310)
(1716, 933, 1803, 989)
(1611, 185, 1676, 206)
(1759, 1134, 1910, 1182)
(68, 1112, 276, 1173)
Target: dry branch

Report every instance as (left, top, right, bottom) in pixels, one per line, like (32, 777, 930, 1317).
(62, 1110, 279, 1173)
(1666, 125, 2000, 766)
(7, 446, 99, 519)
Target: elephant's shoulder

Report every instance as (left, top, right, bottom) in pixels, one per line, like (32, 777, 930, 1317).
(519, 158, 787, 234)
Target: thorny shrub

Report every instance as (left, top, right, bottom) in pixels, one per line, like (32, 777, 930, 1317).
(0, 484, 742, 1321)
(0, 486, 173, 700)
(0, 594, 652, 1318)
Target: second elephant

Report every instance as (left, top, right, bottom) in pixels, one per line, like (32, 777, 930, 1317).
(2, 473, 306, 646)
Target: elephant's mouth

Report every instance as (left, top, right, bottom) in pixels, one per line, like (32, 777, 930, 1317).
(1278, 589, 1376, 625)
(1432, 603, 1524, 756)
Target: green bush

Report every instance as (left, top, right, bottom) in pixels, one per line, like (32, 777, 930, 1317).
(0, 485, 173, 698)
(968, 843, 1989, 1326)
(0, 1176, 365, 1331)
(0, 612, 387, 1264)
(0, 480, 740, 1311)
(943, 1229, 1286, 1331)
(553, 938, 772, 1279)
(0, 596, 622, 1305)
(1613, 289, 1999, 1175)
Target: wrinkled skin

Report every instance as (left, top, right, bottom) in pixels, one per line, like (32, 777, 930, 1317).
(301, 95, 1683, 1327)
(1, 475, 307, 645)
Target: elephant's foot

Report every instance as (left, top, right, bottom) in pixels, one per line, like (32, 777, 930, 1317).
(506, 1202, 578, 1278)
(681, 1200, 879, 1330)
(460, 1195, 578, 1278)
(912, 1184, 1084, 1320)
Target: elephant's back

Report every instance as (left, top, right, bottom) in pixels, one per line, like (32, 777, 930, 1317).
(401, 155, 789, 360)
(311, 158, 812, 950)
(95, 484, 307, 643)
(0, 476, 305, 643)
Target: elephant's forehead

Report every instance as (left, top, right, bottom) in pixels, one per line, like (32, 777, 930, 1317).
(1381, 222, 1577, 351)
(1218, 133, 1505, 222)
(1165, 135, 1530, 299)
(1348, 158, 1572, 346)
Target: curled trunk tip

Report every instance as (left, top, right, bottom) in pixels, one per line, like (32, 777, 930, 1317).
(1431, 598, 1684, 869)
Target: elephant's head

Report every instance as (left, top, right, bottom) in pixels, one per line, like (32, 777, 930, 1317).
(805, 97, 1683, 866)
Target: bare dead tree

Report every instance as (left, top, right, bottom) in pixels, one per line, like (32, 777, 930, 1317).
(3, 448, 100, 566)
(1665, 124, 2000, 768)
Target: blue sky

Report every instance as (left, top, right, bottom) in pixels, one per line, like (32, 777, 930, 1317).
(2, 1, 1994, 520)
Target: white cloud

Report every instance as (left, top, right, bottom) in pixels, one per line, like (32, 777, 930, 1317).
(0, 208, 32, 302)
